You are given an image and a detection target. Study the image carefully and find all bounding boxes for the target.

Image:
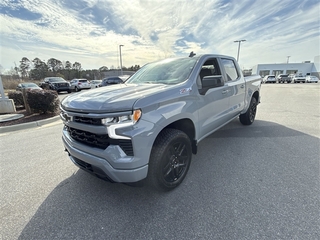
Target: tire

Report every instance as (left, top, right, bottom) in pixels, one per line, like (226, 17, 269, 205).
(239, 97, 257, 125)
(67, 90, 71, 93)
(148, 129, 192, 191)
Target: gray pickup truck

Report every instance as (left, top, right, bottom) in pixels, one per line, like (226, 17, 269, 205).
(60, 54, 261, 191)
(277, 74, 292, 83)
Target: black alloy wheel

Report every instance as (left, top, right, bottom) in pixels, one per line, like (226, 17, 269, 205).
(148, 129, 192, 191)
(239, 97, 257, 125)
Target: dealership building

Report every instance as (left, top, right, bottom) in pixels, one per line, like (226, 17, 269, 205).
(251, 55, 320, 78)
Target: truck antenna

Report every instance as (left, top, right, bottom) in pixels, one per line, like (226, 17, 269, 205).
(189, 51, 196, 57)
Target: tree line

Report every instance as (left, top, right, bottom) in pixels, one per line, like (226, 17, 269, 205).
(2, 57, 141, 81)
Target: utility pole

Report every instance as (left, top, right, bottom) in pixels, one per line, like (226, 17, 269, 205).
(234, 40, 246, 62)
(119, 45, 124, 76)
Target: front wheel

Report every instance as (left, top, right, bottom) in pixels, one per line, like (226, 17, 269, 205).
(148, 129, 192, 191)
(239, 97, 257, 125)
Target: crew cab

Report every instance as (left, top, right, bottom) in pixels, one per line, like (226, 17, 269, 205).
(60, 54, 262, 191)
(277, 74, 292, 83)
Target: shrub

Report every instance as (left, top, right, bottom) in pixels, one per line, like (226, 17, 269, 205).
(8, 91, 24, 106)
(27, 90, 60, 114)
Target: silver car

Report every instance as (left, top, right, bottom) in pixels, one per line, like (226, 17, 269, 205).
(263, 75, 276, 83)
(305, 76, 319, 83)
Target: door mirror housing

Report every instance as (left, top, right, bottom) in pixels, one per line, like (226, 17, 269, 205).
(202, 75, 224, 88)
(199, 75, 224, 95)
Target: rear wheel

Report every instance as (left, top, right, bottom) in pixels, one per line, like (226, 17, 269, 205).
(148, 129, 192, 191)
(239, 97, 257, 125)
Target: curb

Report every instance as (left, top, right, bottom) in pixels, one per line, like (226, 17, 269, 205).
(0, 115, 61, 134)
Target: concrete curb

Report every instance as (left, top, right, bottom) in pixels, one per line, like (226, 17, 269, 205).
(0, 115, 61, 134)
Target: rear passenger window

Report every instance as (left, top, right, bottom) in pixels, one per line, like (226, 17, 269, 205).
(221, 59, 239, 81)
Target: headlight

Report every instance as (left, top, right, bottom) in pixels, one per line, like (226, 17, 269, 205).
(104, 109, 142, 140)
(101, 109, 142, 126)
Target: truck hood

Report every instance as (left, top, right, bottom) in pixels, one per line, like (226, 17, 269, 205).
(61, 83, 168, 113)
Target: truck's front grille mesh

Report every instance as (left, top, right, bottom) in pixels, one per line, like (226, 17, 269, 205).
(74, 116, 102, 125)
(66, 126, 133, 156)
(67, 126, 109, 149)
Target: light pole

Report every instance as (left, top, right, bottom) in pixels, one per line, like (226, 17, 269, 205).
(119, 44, 124, 75)
(287, 56, 290, 63)
(234, 40, 246, 62)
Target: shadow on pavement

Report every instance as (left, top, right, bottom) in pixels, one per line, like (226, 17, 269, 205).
(18, 119, 320, 240)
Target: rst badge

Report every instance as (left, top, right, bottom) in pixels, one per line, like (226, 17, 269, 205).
(180, 87, 192, 94)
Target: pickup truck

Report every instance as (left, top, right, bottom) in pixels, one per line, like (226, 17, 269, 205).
(60, 54, 262, 191)
(293, 74, 306, 83)
(277, 74, 292, 83)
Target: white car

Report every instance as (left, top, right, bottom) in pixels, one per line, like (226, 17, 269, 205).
(293, 74, 306, 83)
(305, 76, 319, 83)
(90, 80, 102, 88)
(69, 79, 91, 91)
(263, 75, 276, 83)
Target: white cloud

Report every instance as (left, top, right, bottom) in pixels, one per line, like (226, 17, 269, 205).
(0, 0, 319, 71)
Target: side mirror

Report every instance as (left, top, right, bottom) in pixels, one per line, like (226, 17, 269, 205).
(202, 75, 224, 88)
(199, 75, 224, 95)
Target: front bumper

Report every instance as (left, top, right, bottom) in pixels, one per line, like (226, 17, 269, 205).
(62, 132, 148, 183)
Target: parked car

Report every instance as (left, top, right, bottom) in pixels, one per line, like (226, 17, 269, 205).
(293, 74, 306, 83)
(100, 76, 124, 87)
(89, 80, 102, 88)
(40, 77, 71, 93)
(263, 75, 276, 83)
(288, 74, 295, 80)
(69, 79, 91, 92)
(305, 75, 319, 83)
(16, 82, 42, 91)
(277, 74, 292, 83)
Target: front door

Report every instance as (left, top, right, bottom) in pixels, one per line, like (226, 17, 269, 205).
(196, 58, 232, 141)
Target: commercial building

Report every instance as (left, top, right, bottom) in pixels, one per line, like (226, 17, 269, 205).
(251, 56, 320, 78)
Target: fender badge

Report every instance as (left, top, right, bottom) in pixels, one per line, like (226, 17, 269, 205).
(180, 87, 192, 94)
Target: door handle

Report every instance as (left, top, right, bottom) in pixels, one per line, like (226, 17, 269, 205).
(222, 90, 229, 94)
(240, 85, 245, 88)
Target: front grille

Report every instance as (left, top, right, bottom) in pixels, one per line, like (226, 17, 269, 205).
(67, 126, 109, 149)
(66, 126, 133, 156)
(57, 83, 69, 87)
(74, 116, 102, 125)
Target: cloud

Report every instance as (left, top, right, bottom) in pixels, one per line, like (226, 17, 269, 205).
(0, 0, 319, 71)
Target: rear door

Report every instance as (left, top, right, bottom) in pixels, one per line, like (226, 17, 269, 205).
(220, 58, 246, 117)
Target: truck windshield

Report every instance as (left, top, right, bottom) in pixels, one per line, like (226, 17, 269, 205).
(126, 57, 198, 85)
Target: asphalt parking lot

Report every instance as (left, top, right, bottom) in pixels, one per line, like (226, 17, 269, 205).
(0, 83, 319, 240)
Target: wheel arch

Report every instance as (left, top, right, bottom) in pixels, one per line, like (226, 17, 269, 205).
(154, 118, 197, 155)
(252, 90, 259, 103)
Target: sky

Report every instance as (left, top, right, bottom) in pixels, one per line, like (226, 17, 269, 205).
(0, 0, 319, 72)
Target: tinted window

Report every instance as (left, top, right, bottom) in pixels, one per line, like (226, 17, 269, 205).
(221, 58, 239, 81)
